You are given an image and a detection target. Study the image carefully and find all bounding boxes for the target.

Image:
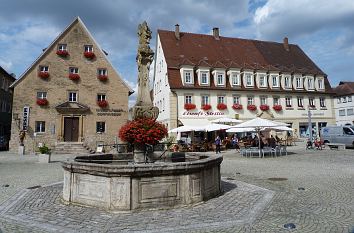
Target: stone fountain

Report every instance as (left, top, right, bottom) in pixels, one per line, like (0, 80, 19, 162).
(61, 22, 222, 211)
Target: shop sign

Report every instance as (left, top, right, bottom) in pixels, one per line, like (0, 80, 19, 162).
(181, 111, 225, 117)
(22, 106, 30, 131)
(96, 108, 125, 116)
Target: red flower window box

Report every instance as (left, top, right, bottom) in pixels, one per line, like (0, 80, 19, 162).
(217, 103, 227, 110)
(232, 104, 243, 110)
(201, 104, 211, 110)
(97, 100, 108, 108)
(69, 73, 80, 80)
(84, 51, 95, 59)
(260, 104, 269, 111)
(36, 98, 48, 106)
(247, 104, 257, 111)
(38, 71, 49, 79)
(56, 50, 69, 57)
(273, 105, 283, 111)
(98, 75, 108, 81)
(184, 103, 196, 110)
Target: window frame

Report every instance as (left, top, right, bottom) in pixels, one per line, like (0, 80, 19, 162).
(245, 73, 253, 87)
(309, 97, 315, 107)
(58, 44, 67, 51)
(247, 97, 254, 105)
(68, 92, 78, 102)
(69, 67, 79, 74)
(185, 95, 192, 104)
(97, 94, 106, 101)
(216, 73, 224, 86)
(96, 121, 106, 133)
(319, 97, 326, 108)
(296, 77, 302, 89)
(35, 121, 46, 133)
(84, 45, 93, 52)
(297, 97, 304, 108)
(37, 91, 47, 99)
(97, 68, 107, 76)
(39, 66, 49, 72)
(273, 97, 280, 106)
(233, 95, 240, 104)
(285, 97, 292, 107)
(231, 72, 240, 86)
(200, 72, 208, 85)
(217, 96, 225, 104)
(271, 75, 279, 88)
(260, 96, 267, 105)
(184, 71, 192, 84)
(259, 74, 266, 87)
(339, 109, 346, 116)
(201, 95, 209, 105)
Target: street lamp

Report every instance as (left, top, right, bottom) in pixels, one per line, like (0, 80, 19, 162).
(308, 105, 312, 143)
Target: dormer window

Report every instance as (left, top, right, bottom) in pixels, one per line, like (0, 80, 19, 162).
(271, 75, 279, 88)
(199, 71, 209, 85)
(216, 72, 224, 86)
(231, 72, 240, 86)
(245, 73, 253, 87)
(318, 79, 324, 89)
(284, 75, 291, 88)
(259, 74, 266, 87)
(295, 76, 303, 89)
(308, 77, 314, 89)
(184, 70, 193, 84)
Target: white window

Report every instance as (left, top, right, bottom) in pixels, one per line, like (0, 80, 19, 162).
(246, 73, 253, 86)
(273, 97, 279, 106)
(318, 79, 324, 89)
(98, 68, 107, 76)
(69, 92, 77, 102)
(35, 121, 45, 133)
(37, 92, 47, 99)
(247, 97, 254, 105)
(231, 73, 240, 86)
(285, 97, 292, 107)
(217, 96, 225, 104)
(233, 96, 240, 104)
(309, 98, 315, 107)
(97, 94, 106, 101)
(69, 67, 79, 74)
(339, 109, 346, 116)
(272, 75, 279, 87)
(96, 122, 105, 133)
(84, 45, 93, 52)
(217, 73, 224, 85)
(201, 72, 208, 85)
(201, 95, 209, 105)
(185, 95, 192, 104)
(342, 97, 347, 103)
(348, 96, 352, 102)
(259, 75, 266, 87)
(58, 44, 67, 51)
(297, 97, 304, 107)
(308, 78, 314, 89)
(184, 71, 192, 84)
(320, 97, 326, 108)
(347, 108, 354, 116)
(39, 66, 49, 72)
(296, 77, 302, 88)
(284, 76, 291, 88)
(260, 97, 267, 105)
(337, 97, 341, 104)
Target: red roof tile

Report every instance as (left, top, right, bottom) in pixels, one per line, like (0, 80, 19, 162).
(334, 81, 354, 96)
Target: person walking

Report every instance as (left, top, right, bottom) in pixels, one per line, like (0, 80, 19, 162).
(215, 136, 221, 154)
(232, 136, 240, 152)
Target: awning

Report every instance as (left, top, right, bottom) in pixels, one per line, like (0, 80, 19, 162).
(180, 118, 210, 127)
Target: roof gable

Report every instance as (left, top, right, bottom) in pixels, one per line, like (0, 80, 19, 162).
(334, 81, 354, 96)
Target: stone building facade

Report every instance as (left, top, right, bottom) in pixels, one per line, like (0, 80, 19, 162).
(10, 17, 132, 153)
(0, 66, 16, 149)
(153, 26, 336, 138)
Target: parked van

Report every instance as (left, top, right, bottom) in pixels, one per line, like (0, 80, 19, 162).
(320, 126, 354, 147)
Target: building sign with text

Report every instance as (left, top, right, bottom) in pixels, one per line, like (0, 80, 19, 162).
(22, 106, 30, 131)
(181, 111, 225, 118)
(96, 108, 125, 116)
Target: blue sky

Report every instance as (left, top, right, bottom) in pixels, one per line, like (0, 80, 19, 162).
(0, 0, 353, 104)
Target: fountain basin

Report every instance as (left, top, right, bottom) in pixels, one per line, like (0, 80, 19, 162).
(62, 153, 222, 211)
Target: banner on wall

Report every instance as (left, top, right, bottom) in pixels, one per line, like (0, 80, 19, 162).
(22, 106, 30, 131)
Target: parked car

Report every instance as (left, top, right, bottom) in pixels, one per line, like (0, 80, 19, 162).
(320, 126, 354, 147)
(0, 136, 9, 150)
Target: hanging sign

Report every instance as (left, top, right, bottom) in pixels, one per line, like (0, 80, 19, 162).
(22, 106, 30, 131)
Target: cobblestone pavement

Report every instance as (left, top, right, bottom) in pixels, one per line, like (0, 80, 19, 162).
(0, 144, 353, 232)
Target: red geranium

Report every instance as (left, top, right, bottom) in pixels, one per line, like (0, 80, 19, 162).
(217, 103, 227, 110)
(119, 118, 168, 145)
(56, 50, 69, 57)
(201, 104, 211, 110)
(273, 105, 282, 111)
(38, 71, 49, 79)
(97, 100, 108, 108)
(84, 51, 95, 59)
(232, 104, 243, 110)
(260, 104, 269, 111)
(69, 73, 80, 80)
(247, 104, 257, 111)
(36, 98, 48, 106)
(184, 103, 196, 110)
(98, 75, 108, 81)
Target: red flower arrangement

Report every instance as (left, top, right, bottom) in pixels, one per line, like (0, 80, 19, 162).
(98, 75, 108, 81)
(201, 104, 211, 110)
(119, 117, 168, 145)
(38, 71, 49, 79)
(84, 51, 95, 59)
(217, 103, 227, 110)
(273, 105, 282, 111)
(36, 98, 48, 106)
(97, 100, 108, 108)
(184, 103, 196, 110)
(56, 50, 69, 57)
(69, 73, 80, 80)
(260, 104, 269, 111)
(232, 104, 243, 110)
(247, 104, 257, 111)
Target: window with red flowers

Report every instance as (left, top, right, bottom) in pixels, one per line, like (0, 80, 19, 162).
(97, 94, 108, 108)
(184, 103, 196, 110)
(84, 45, 95, 59)
(260, 104, 269, 111)
(38, 66, 49, 78)
(232, 104, 243, 110)
(247, 104, 257, 111)
(201, 104, 211, 110)
(97, 68, 108, 81)
(273, 105, 282, 111)
(217, 103, 227, 110)
(36, 92, 48, 106)
(56, 44, 68, 56)
(69, 67, 80, 80)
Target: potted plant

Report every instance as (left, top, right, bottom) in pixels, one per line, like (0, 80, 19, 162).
(260, 104, 269, 111)
(36, 98, 48, 106)
(84, 51, 95, 59)
(247, 104, 257, 111)
(98, 74, 108, 81)
(69, 73, 80, 80)
(201, 104, 211, 110)
(232, 103, 243, 110)
(38, 71, 49, 79)
(97, 100, 108, 108)
(217, 103, 227, 110)
(38, 145, 51, 163)
(56, 50, 69, 57)
(184, 103, 196, 110)
(273, 105, 282, 112)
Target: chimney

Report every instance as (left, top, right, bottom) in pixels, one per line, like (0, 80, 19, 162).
(175, 24, 180, 40)
(213, 27, 220, 40)
(283, 37, 289, 51)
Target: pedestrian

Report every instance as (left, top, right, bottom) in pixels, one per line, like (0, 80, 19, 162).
(215, 136, 221, 154)
(232, 136, 240, 152)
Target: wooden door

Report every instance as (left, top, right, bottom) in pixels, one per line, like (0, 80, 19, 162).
(64, 117, 79, 142)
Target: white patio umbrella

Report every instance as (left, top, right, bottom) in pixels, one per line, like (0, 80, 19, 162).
(231, 117, 288, 157)
(168, 125, 204, 133)
(262, 126, 294, 132)
(203, 123, 231, 132)
(226, 127, 256, 133)
(210, 117, 243, 124)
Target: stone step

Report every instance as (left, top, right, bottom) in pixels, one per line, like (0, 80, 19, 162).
(53, 142, 94, 155)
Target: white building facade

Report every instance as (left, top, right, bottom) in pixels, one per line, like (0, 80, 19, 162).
(333, 82, 354, 126)
(153, 26, 335, 138)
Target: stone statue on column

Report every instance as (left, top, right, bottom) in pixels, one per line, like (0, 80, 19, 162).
(132, 21, 159, 120)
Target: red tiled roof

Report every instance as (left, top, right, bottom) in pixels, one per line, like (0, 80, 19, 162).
(334, 81, 354, 96)
(158, 30, 333, 93)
